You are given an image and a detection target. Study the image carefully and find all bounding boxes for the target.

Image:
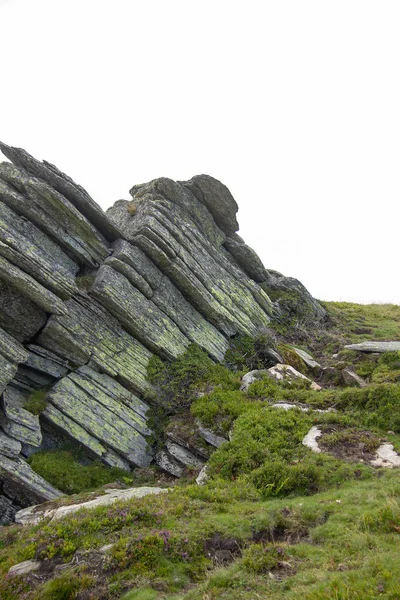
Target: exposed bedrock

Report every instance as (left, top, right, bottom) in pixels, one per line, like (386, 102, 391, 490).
(0, 142, 326, 513)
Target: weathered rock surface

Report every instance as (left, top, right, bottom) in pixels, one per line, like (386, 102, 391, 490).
(8, 560, 41, 576)
(267, 364, 322, 391)
(0, 454, 62, 507)
(341, 368, 367, 388)
(15, 486, 169, 526)
(344, 341, 400, 353)
(46, 367, 152, 468)
(292, 348, 321, 370)
(0, 143, 326, 515)
(371, 443, 400, 468)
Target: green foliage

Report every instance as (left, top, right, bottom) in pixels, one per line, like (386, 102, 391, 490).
(224, 332, 277, 371)
(147, 344, 238, 413)
(23, 388, 48, 415)
(242, 543, 288, 573)
(37, 572, 94, 600)
(334, 383, 400, 432)
(28, 449, 131, 494)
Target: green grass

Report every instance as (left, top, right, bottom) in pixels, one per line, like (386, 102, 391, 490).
(322, 301, 400, 343)
(3, 304, 400, 599)
(28, 449, 132, 495)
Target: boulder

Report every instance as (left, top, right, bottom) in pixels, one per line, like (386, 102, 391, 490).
(0, 430, 22, 458)
(261, 273, 326, 323)
(181, 174, 239, 236)
(224, 233, 268, 282)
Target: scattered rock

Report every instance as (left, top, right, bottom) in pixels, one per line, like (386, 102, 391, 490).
(165, 439, 204, 470)
(8, 559, 41, 576)
(196, 421, 228, 448)
(341, 368, 367, 388)
(291, 348, 321, 370)
(371, 443, 400, 468)
(302, 426, 323, 453)
(196, 465, 209, 485)
(240, 369, 268, 392)
(344, 342, 400, 353)
(267, 364, 322, 391)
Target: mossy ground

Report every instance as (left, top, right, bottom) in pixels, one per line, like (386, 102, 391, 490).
(2, 302, 400, 599)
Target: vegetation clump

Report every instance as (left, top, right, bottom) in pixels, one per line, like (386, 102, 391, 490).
(23, 389, 48, 415)
(28, 449, 131, 494)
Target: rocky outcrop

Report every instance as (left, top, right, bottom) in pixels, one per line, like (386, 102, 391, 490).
(0, 143, 326, 514)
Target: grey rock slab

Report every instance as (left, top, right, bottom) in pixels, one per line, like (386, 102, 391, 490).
(0, 454, 62, 506)
(43, 403, 107, 459)
(0, 327, 28, 393)
(292, 348, 321, 370)
(8, 560, 41, 576)
(0, 142, 123, 242)
(107, 193, 272, 338)
(342, 368, 367, 388)
(165, 440, 205, 469)
(0, 164, 110, 267)
(0, 279, 48, 342)
(0, 200, 78, 299)
(0, 391, 42, 447)
(46, 366, 152, 467)
(129, 177, 226, 246)
(91, 265, 191, 360)
(196, 422, 228, 448)
(37, 295, 154, 398)
(155, 450, 184, 478)
(0, 255, 66, 316)
(196, 465, 209, 485)
(344, 342, 400, 353)
(224, 234, 268, 282)
(107, 242, 229, 361)
(0, 430, 22, 457)
(271, 402, 334, 414)
(15, 486, 168, 526)
(181, 174, 239, 236)
(26, 345, 70, 379)
(302, 426, 323, 453)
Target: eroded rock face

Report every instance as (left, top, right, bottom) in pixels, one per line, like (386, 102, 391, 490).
(0, 142, 325, 514)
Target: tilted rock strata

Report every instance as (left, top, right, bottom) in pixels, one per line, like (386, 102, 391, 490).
(0, 143, 326, 513)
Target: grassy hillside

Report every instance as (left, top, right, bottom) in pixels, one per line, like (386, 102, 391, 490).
(1, 302, 400, 600)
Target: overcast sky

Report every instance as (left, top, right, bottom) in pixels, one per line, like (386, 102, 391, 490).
(1, 1, 399, 304)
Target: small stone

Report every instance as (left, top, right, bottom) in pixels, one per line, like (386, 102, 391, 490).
(8, 560, 40, 576)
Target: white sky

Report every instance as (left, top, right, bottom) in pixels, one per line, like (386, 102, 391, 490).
(1, 0, 399, 304)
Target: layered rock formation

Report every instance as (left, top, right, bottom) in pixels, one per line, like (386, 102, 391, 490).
(0, 142, 325, 522)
